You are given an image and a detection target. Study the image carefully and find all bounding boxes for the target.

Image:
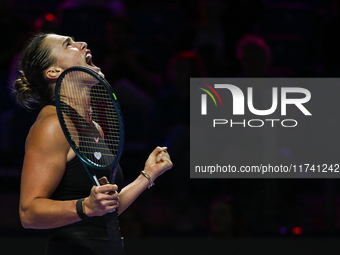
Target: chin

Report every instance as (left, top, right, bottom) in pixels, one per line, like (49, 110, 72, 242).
(87, 65, 103, 76)
(98, 71, 105, 78)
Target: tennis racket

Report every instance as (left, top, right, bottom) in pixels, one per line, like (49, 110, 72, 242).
(55, 66, 125, 255)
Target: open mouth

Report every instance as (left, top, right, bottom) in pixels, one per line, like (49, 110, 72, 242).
(85, 50, 94, 66)
(85, 50, 101, 74)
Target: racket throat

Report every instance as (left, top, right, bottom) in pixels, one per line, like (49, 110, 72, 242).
(92, 174, 100, 186)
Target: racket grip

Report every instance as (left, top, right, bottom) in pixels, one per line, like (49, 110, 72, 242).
(105, 211, 125, 255)
(98, 177, 125, 254)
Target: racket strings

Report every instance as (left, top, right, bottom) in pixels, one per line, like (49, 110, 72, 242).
(59, 70, 121, 168)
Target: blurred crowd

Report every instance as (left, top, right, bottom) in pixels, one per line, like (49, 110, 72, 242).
(1, 0, 340, 238)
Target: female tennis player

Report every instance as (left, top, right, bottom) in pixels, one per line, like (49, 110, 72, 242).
(14, 33, 173, 254)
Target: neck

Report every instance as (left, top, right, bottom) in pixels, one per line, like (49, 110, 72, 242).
(61, 90, 93, 123)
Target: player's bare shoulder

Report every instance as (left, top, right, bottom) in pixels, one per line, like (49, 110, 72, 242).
(26, 105, 67, 149)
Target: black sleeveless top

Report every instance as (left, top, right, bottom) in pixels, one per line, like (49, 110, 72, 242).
(49, 156, 124, 240)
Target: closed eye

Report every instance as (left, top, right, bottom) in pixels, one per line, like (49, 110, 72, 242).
(62, 37, 75, 48)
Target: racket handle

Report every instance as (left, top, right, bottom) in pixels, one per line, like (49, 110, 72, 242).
(98, 177, 125, 254)
(105, 211, 125, 255)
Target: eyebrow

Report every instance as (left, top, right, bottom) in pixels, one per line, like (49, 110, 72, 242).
(62, 37, 75, 47)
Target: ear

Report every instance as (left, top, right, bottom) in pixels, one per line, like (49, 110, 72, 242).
(45, 66, 63, 81)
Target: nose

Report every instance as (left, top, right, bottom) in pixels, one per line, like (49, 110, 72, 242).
(82, 42, 87, 50)
(76, 41, 87, 51)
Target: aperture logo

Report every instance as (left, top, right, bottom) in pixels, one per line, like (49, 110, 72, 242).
(198, 83, 312, 128)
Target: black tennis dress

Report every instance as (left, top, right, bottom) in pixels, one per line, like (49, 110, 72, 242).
(45, 155, 124, 255)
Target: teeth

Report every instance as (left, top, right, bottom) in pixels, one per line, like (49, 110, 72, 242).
(86, 54, 92, 64)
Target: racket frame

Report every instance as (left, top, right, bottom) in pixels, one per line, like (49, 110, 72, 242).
(55, 66, 124, 184)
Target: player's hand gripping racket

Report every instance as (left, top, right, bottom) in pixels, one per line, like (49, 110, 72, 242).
(55, 66, 125, 255)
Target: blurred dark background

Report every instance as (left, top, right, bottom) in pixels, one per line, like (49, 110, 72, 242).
(1, 0, 340, 254)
